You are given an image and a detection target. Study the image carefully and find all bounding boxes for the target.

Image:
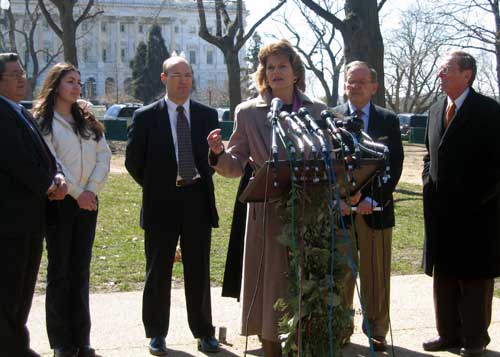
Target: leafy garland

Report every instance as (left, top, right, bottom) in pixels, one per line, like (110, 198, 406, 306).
(275, 183, 354, 356)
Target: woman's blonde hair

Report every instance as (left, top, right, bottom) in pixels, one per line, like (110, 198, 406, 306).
(254, 39, 305, 95)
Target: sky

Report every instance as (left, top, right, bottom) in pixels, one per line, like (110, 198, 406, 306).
(243, 0, 414, 98)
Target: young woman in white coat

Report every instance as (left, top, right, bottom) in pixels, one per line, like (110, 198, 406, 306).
(34, 63, 111, 357)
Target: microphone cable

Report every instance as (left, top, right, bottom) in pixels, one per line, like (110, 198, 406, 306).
(333, 138, 376, 357)
(243, 142, 273, 357)
(368, 175, 396, 357)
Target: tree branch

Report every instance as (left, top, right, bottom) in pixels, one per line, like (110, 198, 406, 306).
(38, 0, 62, 37)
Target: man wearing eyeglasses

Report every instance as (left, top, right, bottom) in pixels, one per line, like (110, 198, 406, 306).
(0, 52, 67, 356)
(334, 61, 404, 351)
(422, 51, 500, 356)
(125, 56, 220, 355)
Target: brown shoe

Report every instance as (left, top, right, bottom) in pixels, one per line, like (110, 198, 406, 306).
(371, 336, 387, 352)
(460, 346, 485, 356)
(423, 336, 460, 351)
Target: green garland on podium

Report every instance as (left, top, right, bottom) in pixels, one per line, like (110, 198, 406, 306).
(275, 183, 354, 356)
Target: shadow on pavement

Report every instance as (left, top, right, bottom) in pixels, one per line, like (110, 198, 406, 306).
(344, 343, 437, 356)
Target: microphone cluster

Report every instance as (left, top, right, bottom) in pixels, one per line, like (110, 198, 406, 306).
(268, 106, 391, 186)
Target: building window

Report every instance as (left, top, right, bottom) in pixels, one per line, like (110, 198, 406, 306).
(102, 49, 107, 62)
(174, 25, 179, 34)
(189, 26, 196, 34)
(121, 48, 126, 62)
(206, 50, 213, 65)
(105, 77, 115, 96)
(139, 24, 143, 33)
(101, 23, 107, 32)
(82, 23, 88, 32)
(83, 77, 96, 99)
(189, 50, 196, 65)
(83, 48, 89, 62)
(120, 23, 125, 32)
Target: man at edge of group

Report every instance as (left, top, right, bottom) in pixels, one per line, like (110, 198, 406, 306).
(422, 51, 500, 357)
(125, 56, 220, 356)
(334, 60, 404, 351)
(0, 52, 67, 357)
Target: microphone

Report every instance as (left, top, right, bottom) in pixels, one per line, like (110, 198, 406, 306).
(297, 107, 329, 154)
(269, 97, 283, 121)
(279, 111, 315, 149)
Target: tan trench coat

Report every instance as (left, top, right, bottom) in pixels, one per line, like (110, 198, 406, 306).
(213, 91, 327, 341)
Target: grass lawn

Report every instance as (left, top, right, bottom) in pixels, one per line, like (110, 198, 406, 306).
(36, 173, 499, 298)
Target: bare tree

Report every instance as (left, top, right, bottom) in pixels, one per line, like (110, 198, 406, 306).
(434, 0, 500, 97)
(384, 4, 448, 113)
(196, 0, 286, 118)
(38, 0, 102, 66)
(299, 0, 387, 106)
(274, 0, 343, 106)
(1, 0, 63, 98)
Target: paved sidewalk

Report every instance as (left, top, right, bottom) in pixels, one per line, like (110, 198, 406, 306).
(28, 274, 500, 356)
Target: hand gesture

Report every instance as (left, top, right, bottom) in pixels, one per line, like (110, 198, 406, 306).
(207, 128, 224, 155)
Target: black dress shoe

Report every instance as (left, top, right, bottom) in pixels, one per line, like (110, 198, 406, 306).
(460, 346, 486, 356)
(423, 336, 461, 351)
(54, 347, 77, 357)
(149, 337, 168, 356)
(198, 336, 220, 353)
(77, 346, 96, 357)
(371, 336, 387, 352)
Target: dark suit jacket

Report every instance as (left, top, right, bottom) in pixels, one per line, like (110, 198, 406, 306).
(0, 97, 56, 237)
(422, 88, 500, 279)
(125, 98, 219, 231)
(334, 103, 404, 229)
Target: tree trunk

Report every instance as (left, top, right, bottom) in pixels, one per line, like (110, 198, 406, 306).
(225, 49, 242, 120)
(343, 0, 385, 106)
(61, 4, 78, 66)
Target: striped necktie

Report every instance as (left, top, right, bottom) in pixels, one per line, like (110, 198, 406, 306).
(445, 101, 456, 128)
(176, 105, 197, 181)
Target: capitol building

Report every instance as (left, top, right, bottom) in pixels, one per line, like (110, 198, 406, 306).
(5, 0, 246, 105)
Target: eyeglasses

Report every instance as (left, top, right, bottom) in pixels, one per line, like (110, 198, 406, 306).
(438, 65, 459, 75)
(1, 70, 27, 81)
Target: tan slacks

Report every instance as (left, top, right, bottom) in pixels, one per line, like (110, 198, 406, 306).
(344, 215, 392, 338)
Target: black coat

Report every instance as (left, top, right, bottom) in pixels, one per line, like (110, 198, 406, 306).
(125, 98, 219, 230)
(0, 97, 56, 237)
(333, 103, 404, 229)
(422, 89, 500, 279)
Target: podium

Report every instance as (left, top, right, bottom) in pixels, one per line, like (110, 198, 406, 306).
(239, 158, 384, 203)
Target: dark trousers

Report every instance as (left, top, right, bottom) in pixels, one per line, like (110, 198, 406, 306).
(45, 196, 97, 348)
(0, 230, 43, 356)
(433, 275, 493, 348)
(143, 183, 214, 339)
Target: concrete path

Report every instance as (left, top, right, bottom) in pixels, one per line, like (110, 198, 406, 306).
(28, 274, 500, 356)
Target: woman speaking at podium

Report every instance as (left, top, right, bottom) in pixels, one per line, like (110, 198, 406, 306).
(207, 39, 326, 357)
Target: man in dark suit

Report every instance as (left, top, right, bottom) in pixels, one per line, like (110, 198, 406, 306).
(334, 60, 404, 351)
(0, 52, 67, 356)
(125, 56, 220, 356)
(422, 51, 500, 357)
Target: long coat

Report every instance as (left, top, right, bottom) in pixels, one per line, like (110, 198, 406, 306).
(212, 91, 326, 341)
(422, 88, 500, 279)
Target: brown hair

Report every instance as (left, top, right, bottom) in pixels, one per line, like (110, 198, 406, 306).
(449, 51, 476, 86)
(254, 39, 305, 95)
(33, 62, 104, 141)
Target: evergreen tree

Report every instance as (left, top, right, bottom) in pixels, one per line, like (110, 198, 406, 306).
(146, 23, 170, 103)
(246, 32, 263, 73)
(130, 41, 149, 103)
